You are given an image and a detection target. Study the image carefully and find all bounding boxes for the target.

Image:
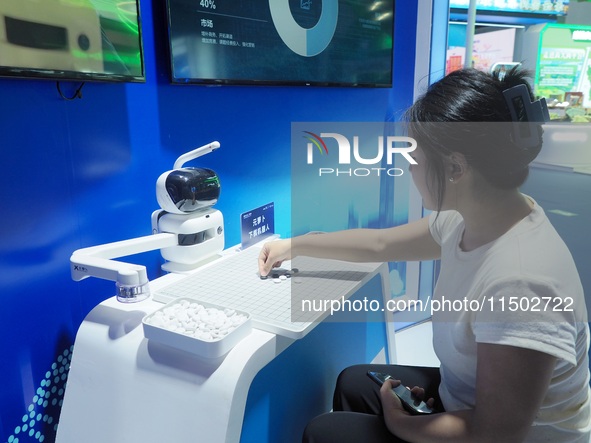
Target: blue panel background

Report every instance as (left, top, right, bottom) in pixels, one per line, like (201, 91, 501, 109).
(0, 0, 419, 441)
(241, 275, 389, 443)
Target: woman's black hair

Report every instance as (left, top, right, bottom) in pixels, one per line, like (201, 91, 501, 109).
(405, 67, 543, 212)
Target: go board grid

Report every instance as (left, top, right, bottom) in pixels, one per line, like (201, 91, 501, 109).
(153, 245, 383, 338)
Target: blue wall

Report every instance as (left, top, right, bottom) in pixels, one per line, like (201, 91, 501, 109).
(0, 1, 419, 442)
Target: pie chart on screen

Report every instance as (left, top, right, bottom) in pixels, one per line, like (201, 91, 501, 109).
(269, 0, 338, 57)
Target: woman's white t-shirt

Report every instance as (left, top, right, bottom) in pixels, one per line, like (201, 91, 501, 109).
(429, 200, 591, 442)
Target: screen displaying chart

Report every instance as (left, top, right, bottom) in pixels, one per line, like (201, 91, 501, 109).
(166, 0, 394, 87)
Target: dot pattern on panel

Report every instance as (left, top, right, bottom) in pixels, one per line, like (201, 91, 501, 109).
(5, 346, 73, 443)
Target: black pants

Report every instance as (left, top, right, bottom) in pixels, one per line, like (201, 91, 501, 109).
(302, 364, 442, 443)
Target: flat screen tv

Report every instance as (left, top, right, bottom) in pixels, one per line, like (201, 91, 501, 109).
(0, 0, 145, 82)
(166, 0, 395, 87)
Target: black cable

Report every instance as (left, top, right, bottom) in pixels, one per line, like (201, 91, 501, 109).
(56, 81, 85, 100)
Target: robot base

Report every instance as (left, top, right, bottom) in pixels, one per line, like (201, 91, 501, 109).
(153, 208, 225, 274)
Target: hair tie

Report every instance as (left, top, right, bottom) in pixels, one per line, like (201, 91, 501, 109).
(501, 84, 549, 168)
(502, 84, 549, 146)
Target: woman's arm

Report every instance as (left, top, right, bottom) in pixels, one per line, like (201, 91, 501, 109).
(258, 216, 441, 276)
(381, 343, 557, 443)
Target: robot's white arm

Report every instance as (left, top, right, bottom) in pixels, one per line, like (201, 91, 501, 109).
(173, 141, 220, 169)
(70, 233, 178, 302)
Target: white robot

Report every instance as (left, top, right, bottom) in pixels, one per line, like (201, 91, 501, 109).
(70, 142, 225, 302)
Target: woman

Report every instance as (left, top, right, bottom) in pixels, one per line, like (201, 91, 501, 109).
(258, 68, 591, 442)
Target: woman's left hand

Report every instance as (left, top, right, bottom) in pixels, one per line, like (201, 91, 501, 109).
(380, 378, 406, 412)
(380, 379, 435, 434)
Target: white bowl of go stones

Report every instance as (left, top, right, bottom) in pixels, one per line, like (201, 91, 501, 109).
(143, 298, 251, 358)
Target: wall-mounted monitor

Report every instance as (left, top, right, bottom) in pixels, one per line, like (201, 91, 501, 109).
(165, 0, 395, 87)
(0, 0, 145, 82)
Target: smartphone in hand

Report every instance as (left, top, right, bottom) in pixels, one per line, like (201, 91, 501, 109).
(367, 371, 435, 415)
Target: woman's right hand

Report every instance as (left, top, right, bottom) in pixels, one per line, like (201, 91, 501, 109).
(258, 239, 292, 277)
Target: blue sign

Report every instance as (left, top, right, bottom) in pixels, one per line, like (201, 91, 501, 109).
(241, 202, 275, 249)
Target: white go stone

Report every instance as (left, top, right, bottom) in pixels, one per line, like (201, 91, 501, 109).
(147, 300, 248, 342)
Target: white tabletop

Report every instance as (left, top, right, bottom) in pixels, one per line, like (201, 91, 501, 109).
(57, 249, 389, 443)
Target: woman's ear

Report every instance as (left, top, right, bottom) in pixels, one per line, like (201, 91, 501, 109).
(447, 153, 468, 183)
